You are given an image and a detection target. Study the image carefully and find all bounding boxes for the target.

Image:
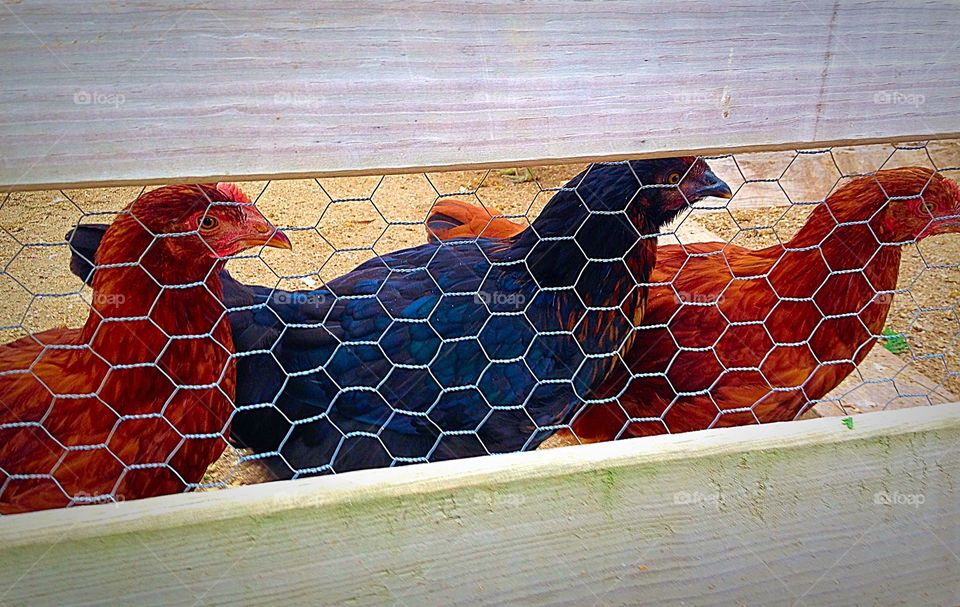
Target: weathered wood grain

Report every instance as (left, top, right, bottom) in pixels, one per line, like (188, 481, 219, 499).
(2, 1, 960, 191)
(1, 403, 958, 606)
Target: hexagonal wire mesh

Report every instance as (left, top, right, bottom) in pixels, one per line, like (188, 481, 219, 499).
(1, 141, 958, 512)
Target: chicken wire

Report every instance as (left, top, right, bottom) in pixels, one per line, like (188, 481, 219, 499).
(1, 140, 959, 509)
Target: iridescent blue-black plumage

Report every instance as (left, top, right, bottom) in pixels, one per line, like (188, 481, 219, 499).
(66, 158, 731, 478)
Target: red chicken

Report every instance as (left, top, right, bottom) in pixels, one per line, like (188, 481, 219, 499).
(425, 199, 523, 242)
(0, 183, 291, 514)
(426, 167, 960, 441)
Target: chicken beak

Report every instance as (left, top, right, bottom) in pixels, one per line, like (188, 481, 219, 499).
(261, 229, 293, 250)
(925, 216, 960, 237)
(695, 170, 733, 201)
(237, 209, 293, 250)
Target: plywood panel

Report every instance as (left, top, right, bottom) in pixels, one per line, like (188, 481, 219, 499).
(2, 1, 960, 191)
(1, 404, 958, 606)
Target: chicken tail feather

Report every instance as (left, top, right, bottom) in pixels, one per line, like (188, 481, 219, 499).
(65, 223, 109, 286)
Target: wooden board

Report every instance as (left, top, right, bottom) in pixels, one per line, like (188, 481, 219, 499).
(1, 403, 959, 606)
(2, 1, 960, 191)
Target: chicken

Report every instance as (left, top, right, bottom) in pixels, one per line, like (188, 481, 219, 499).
(423, 167, 960, 441)
(65, 159, 732, 478)
(425, 199, 522, 242)
(1, 184, 291, 514)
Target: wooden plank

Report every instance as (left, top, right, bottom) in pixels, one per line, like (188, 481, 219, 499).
(1, 403, 959, 606)
(2, 1, 960, 191)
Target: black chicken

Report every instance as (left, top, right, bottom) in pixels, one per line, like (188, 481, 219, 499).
(67, 159, 731, 478)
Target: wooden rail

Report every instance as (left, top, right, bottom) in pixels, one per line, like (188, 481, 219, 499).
(1, 404, 958, 606)
(2, 0, 960, 191)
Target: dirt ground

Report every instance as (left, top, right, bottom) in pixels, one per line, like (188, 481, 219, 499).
(1, 141, 957, 490)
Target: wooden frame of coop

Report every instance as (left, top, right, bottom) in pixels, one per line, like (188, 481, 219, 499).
(1, 1, 959, 605)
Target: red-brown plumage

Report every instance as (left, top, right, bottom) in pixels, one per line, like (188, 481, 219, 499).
(425, 167, 960, 441)
(425, 199, 523, 242)
(0, 184, 290, 514)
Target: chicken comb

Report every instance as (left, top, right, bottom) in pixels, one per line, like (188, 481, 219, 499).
(216, 182, 251, 203)
(942, 174, 960, 201)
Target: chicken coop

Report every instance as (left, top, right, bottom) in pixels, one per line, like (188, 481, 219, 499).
(2, 1, 960, 605)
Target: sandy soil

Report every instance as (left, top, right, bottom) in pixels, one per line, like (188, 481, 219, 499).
(2, 142, 957, 490)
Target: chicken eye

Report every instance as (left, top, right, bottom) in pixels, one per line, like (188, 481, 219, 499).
(920, 200, 936, 215)
(667, 172, 682, 185)
(199, 216, 219, 231)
